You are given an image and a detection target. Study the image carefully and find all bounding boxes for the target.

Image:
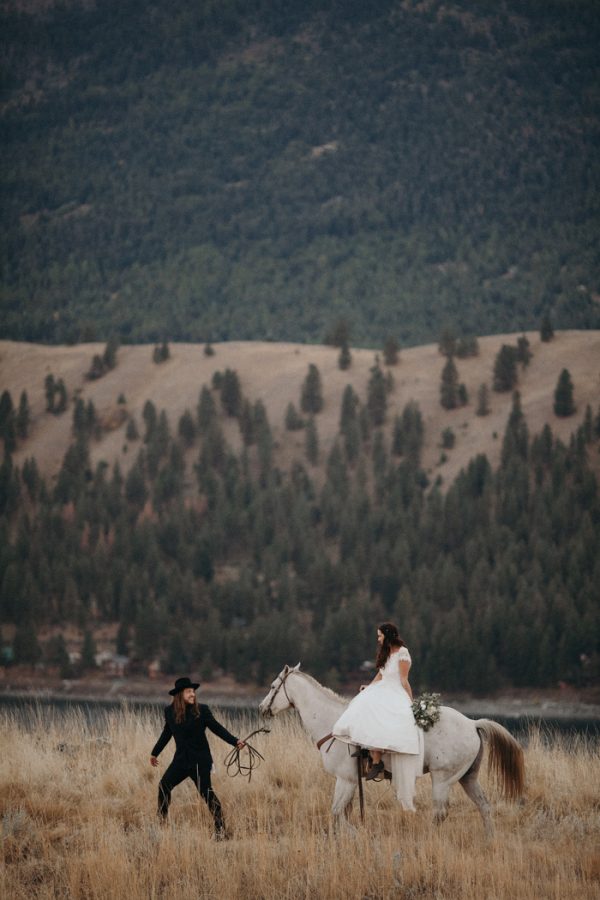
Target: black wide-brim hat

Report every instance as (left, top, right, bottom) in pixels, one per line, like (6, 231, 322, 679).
(169, 676, 200, 696)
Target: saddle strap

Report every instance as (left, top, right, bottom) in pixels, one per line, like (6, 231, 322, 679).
(316, 732, 335, 752)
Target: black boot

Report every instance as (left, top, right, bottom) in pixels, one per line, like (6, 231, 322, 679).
(365, 760, 385, 781)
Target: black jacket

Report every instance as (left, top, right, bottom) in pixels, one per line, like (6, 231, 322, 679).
(151, 703, 239, 769)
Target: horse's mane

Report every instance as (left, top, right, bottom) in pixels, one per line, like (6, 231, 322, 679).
(294, 669, 348, 706)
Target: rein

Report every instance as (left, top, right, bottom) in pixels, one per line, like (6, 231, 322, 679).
(223, 727, 270, 781)
(263, 669, 295, 715)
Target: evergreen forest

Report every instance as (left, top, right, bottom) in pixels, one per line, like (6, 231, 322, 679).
(1, 373, 599, 692)
(2, 0, 600, 346)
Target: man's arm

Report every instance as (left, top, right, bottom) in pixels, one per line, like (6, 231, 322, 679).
(203, 706, 242, 747)
(150, 716, 172, 765)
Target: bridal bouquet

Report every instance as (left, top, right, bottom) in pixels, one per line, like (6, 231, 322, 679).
(412, 692, 441, 731)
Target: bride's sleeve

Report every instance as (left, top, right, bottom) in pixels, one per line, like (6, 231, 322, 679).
(398, 647, 411, 662)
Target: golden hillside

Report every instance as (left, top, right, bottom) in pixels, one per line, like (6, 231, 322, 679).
(1, 330, 599, 487)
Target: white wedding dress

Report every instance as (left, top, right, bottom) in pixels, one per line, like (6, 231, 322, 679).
(332, 647, 422, 810)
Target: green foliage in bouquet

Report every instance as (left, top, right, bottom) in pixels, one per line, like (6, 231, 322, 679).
(412, 693, 442, 731)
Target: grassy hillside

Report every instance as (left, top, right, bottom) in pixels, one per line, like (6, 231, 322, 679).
(1, 0, 599, 345)
(2, 331, 599, 486)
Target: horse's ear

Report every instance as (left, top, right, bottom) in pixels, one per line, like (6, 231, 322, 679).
(283, 664, 290, 673)
(293, 662, 301, 671)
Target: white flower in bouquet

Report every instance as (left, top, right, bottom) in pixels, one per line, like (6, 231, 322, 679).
(411, 692, 441, 731)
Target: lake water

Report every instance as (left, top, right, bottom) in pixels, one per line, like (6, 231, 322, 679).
(1, 695, 598, 744)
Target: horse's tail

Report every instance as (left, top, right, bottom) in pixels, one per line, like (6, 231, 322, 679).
(474, 719, 525, 801)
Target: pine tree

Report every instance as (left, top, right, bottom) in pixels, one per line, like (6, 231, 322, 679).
(178, 409, 197, 446)
(395, 401, 424, 465)
(87, 353, 105, 380)
(343, 417, 361, 464)
(340, 385, 361, 463)
(383, 335, 400, 366)
(339, 385, 359, 431)
(501, 391, 529, 465)
(338, 340, 352, 370)
(81, 630, 97, 670)
(156, 411, 170, 454)
(476, 383, 490, 416)
(197, 386, 217, 430)
(152, 341, 170, 364)
(372, 429, 387, 480)
(115, 622, 129, 655)
(54, 379, 68, 414)
(22, 456, 40, 499)
(305, 417, 319, 466)
(456, 335, 479, 358)
(301, 364, 323, 414)
(438, 326, 456, 357)
(221, 369, 242, 417)
(126, 416, 139, 441)
(285, 402, 304, 431)
(142, 400, 157, 441)
(88, 399, 101, 440)
(367, 360, 386, 425)
(13, 622, 42, 665)
(0, 391, 13, 428)
(440, 356, 459, 409)
(324, 317, 350, 348)
(0, 393, 15, 451)
(516, 335, 532, 366)
(44, 374, 56, 412)
(102, 336, 119, 370)
(441, 427, 455, 449)
(553, 368, 575, 417)
(47, 633, 74, 677)
(493, 345, 518, 392)
(540, 312, 554, 342)
(125, 458, 148, 507)
(1, 412, 16, 454)
(239, 400, 255, 445)
(72, 397, 86, 437)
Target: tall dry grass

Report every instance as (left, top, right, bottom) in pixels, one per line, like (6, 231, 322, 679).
(1, 705, 599, 899)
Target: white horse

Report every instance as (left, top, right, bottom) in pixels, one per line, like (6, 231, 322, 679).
(259, 664, 524, 835)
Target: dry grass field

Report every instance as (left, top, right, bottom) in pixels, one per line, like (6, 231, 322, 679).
(1, 331, 599, 489)
(1, 706, 599, 899)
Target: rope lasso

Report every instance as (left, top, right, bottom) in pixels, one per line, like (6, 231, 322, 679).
(223, 727, 270, 781)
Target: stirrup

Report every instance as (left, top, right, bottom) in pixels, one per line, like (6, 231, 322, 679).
(365, 760, 385, 781)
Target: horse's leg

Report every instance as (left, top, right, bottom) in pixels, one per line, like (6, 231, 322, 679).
(459, 739, 494, 837)
(331, 778, 357, 832)
(459, 772, 493, 837)
(430, 773, 451, 825)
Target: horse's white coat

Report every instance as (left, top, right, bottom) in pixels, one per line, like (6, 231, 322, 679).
(259, 664, 516, 834)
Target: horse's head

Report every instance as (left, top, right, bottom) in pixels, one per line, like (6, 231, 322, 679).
(259, 663, 301, 717)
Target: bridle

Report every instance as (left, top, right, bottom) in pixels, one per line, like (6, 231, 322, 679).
(263, 669, 295, 715)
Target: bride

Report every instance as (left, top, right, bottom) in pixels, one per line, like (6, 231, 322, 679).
(332, 621, 420, 785)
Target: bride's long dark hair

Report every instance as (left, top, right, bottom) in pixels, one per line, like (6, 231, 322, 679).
(375, 621, 405, 669)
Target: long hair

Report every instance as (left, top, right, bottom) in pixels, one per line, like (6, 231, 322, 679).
(172, 691, 200, 724)
(375, 621, 404, 670)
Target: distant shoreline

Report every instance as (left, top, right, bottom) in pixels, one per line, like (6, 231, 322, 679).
(1, 684, 599, 722)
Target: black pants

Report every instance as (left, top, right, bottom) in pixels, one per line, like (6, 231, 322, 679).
(158, 760, 224, 830)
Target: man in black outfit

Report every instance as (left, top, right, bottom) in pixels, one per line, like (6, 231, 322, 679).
(150, 676, 245, 838)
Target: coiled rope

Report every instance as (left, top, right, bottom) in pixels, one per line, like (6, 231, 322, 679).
(223, 727, 270, 781)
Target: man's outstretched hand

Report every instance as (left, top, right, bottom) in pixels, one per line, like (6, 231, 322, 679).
(150, 756, 159, 767)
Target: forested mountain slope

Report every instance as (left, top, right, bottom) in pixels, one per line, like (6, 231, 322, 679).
(1, 332, 599, 691)
(2, 0, 599, 346)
